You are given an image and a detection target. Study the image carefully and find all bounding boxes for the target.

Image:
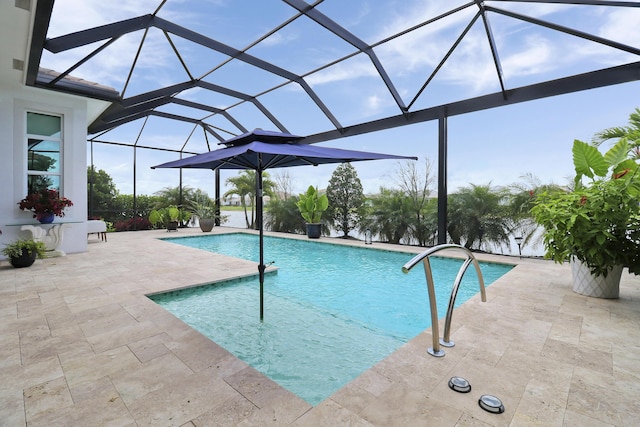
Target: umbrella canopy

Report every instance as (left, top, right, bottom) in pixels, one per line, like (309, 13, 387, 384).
(152, 129, 417, 319)
(154, 131, 415, 171)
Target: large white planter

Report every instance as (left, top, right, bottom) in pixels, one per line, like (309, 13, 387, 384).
(570, 258, 623, 299)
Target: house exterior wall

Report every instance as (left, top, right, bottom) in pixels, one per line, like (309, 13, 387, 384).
(1, 85, 90, 257)
(0, 1, 115, 259)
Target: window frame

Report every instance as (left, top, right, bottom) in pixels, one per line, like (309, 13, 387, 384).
(25, 110, 64, 195)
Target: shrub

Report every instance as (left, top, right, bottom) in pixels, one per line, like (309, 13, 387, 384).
(114, 217, 153, 232)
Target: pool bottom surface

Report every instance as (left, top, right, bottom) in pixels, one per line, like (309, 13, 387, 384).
(152, 278, 401, 406)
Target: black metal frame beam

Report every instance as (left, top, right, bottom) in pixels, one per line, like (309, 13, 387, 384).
(283, 0, 407, 112)
(43, 14, 340, 131)
(302, 61, 640, 144)
(477, 2, 507, 97)
(490, 0, 640, 6)
(485, 6, 640, 56)
(88, 80, 274, 134)
(408, 12, 482, 110)
(25, 0, 55, 85)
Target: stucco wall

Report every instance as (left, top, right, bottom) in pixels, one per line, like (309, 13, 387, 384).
(1, 84, 90, 258)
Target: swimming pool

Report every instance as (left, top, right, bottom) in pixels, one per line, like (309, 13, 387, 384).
(149, 233, 513, 405)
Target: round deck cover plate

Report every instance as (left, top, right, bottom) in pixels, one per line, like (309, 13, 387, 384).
(448, 376, 471, 393)
(478, 394, 505, 414)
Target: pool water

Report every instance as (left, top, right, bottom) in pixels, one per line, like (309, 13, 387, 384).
(149, 233, 513, 405)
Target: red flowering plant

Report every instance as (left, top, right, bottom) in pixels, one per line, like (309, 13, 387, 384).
(531, 139, 640, 277)
(18, 189, 73, 218)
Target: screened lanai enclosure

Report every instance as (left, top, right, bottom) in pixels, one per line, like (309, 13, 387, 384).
(28, 0, 640, 242)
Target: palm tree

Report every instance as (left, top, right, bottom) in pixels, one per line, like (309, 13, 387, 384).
(365, 188, 412, 244)
(153, 185, 197, 209)
(508, 173, 567, 251)
(224, 170, 275, 229)
(411, 197, 438, 247)
(265, 195, 306, 234)
(593, 107, 640, 159)
(447, 184, 511, 251)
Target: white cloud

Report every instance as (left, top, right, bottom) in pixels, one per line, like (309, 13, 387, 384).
(600, 9, 640, 45)
(500, 35, 554, 77)
(306, 1, 638, 95)
(588, 9, 640, 64)
(306, 56, 377, 86)
(260, 31, 302, 47)
(364, 94, 383, 115)
(45, 1, 191, 90)
(47, 1, 165, 36)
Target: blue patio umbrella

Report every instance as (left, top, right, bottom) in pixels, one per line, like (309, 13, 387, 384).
(152, 129, 417, 319)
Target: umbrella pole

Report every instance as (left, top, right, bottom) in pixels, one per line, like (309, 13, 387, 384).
(257, 164, 265, 320)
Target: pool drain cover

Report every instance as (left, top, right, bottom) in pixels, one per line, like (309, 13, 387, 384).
(478, 394, 505, 414)
(448, 376, 471, 393)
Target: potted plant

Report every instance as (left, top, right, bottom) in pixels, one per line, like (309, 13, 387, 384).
(18, 189, 73, 223)
(296, 185, 328, 238)
(149, 206, 192, 231)
(189, 199, 226, 232)
(531, 138, 640, 298)
(1, 238, 46, 268)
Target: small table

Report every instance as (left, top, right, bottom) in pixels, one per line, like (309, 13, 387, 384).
(6, 220, 80, 257)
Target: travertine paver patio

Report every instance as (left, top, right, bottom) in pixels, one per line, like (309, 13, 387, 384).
(1, 227, 638, 426)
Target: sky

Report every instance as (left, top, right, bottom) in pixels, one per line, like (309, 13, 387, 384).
(43, 0, 640, 198)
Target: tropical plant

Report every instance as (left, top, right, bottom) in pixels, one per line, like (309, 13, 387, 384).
(149, 205, 191, 228)
(296, 185, 329, 224)
(1, 238, 46, 259)
(326, 163, 365, 237)
(447, 184, 512, 251)
(188, 194, 216, 219)
(225, 170, 275, 229)
(531, 138, 640, 277)
(507, 173, 567, 252)
(412, 198, 439, 246)
(189, 195, 227, 230)
(153, 185, 198, 208)
(265, 195, 306, 234)
(593, 107, 640, 160)
(18, 189, 73, 218)
(364, 188, 412, 244)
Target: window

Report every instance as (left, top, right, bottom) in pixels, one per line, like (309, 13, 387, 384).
(26, 112, 62, 194)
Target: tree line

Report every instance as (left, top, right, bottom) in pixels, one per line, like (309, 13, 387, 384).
(87, 160, 561, 253)
(265, 162, 563, 255)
